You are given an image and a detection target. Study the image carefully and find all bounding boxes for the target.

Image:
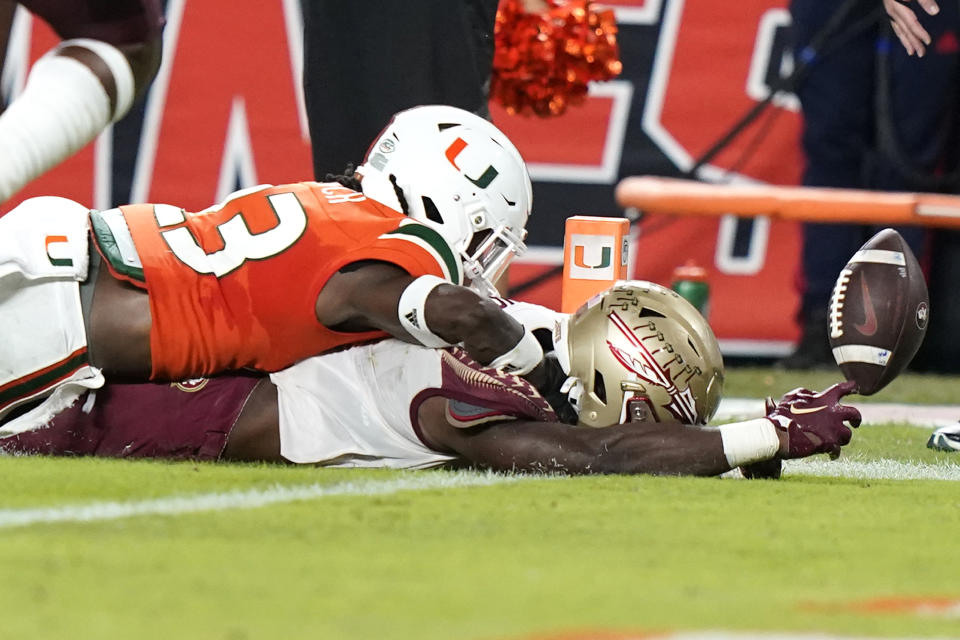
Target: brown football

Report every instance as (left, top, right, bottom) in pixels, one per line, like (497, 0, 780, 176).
(827, 228, 929, 396)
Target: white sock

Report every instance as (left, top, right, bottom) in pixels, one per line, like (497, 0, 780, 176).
(0, 39, 134, 202)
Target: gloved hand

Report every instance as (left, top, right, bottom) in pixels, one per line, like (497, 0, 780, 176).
(489, 325, 544, 376)
(765, 380, 862, 459)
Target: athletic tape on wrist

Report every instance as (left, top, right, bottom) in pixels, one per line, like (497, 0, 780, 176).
(56, 38, 135, 121)
(718, 418, 781, 468)
(489, 326, 543, 376)
(398, 275, 456, 348)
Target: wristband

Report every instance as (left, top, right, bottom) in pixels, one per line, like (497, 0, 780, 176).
(489, 326, 543, 376)
(398, 275, 456, 348)
(718, 418, 781, 468)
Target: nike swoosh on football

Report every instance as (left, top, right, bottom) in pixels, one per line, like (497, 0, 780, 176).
(853, 276, 878, 336)
(789, 404, 829, 415)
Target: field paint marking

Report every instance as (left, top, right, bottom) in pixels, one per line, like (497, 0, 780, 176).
(718, 398, 960, 428)
(784, 457, 960, 482)
(3, 458, 958, 531)
(525, 630, 947, 639)
(643, 632, 944, 640)
(0, 470, 525, 530)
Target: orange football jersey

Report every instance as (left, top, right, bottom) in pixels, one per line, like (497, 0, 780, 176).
(91, 182, 463, 379)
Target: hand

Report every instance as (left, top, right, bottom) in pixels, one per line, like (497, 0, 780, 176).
(766, 381, 862, 459)
(884, 0, 939, 57)
(520, 0, 551, 12)
(489, 325, 544, 376)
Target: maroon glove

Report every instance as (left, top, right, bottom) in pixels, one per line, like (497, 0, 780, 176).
(766, 381, 862, 459)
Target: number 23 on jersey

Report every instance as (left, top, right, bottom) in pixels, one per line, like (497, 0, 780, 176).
(158, 189, 308, 277)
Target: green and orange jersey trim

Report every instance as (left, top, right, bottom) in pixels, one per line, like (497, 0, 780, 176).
(0, 347, 90, 414)
(379, 220, 463, 286)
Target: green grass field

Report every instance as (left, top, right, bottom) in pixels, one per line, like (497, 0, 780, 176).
(2, 368, 959, 640)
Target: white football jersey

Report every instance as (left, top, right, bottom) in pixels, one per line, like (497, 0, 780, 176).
(271, 340, 453, 469)
(0, 197, 104, 437)
(270, 299, 563, 469)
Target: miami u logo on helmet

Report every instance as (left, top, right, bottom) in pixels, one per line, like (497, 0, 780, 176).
(445, 137, 499, 188)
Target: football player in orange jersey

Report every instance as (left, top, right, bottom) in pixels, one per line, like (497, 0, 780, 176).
(0, 0, 164, 202)
(0, 106, 543, 436)
(1, 282, 861, 476)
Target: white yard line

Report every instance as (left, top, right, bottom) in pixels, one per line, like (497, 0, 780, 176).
(643, 633, 949, 640)
(3, 455, 958, 531)
(784, 457, 960, 481)
(0, 471, 522, 530)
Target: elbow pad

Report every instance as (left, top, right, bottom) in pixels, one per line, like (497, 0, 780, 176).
(398, 275, 456, 348)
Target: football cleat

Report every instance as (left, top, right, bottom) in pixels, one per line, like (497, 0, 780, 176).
(927, 423, 960, 452)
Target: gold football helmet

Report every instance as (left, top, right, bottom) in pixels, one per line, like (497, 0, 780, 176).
(555, 281, 724, 427)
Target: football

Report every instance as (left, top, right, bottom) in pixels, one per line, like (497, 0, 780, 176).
(828, 228, 929, 395)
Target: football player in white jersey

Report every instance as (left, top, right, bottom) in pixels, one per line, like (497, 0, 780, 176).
(0, 282, 861, 476)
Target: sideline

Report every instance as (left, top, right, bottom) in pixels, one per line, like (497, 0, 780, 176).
(0, 470, 523, 530)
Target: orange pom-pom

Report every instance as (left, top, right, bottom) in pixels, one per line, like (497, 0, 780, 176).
(492, 0, 622, 117)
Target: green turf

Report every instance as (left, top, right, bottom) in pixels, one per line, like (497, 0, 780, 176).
(843, 423, 957, 464)
(2, 367, 959, 640)
(2, 463, 959, 640)
(723, 366, 960, 405)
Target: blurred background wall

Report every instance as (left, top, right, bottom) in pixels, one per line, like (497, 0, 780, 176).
(0, 0, 813, 358)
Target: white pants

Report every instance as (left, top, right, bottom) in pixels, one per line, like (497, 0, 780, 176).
(0, 197, 104, 436)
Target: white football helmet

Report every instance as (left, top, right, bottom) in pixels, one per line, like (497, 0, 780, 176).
(554, 281, 725, 427)
(357, 105, 532, 295)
